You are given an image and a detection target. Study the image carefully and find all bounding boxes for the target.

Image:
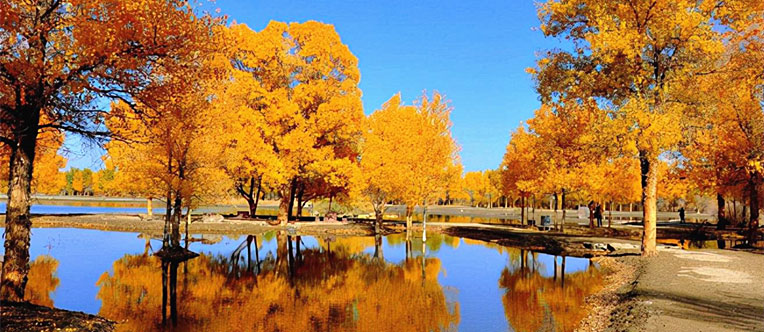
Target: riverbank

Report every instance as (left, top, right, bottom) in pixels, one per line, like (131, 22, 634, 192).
(0, 301, 114, 332)
(1, 213, 648, 257)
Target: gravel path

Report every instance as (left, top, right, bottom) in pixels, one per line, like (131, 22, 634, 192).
(628, 248, 764, 331)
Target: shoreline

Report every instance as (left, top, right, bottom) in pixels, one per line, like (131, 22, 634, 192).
(0, 213, 653, 258)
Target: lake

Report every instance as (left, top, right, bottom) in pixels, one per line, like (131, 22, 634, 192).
(0, 227, 602, 331)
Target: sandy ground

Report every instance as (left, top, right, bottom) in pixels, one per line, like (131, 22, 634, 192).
(576, 247, 764, 332)
(630, 248, 763, 331)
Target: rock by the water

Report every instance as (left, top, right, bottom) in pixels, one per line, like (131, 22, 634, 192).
(201, 214, 224, 223)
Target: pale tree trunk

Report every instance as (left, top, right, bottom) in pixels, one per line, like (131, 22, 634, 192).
(163, 150, 173, 245)
(286, 178, 296, 221)
(374, 208, 383, 234)
(608, 201, 613, 228)
(640, 151, 658, 256)
(277, 191, 290, 226)
(405, 205, 414, 240)
(422, 203, 428, 242)
(147, 197, 153, 219)
(560, 189, 566, 232)
(295, 185, 304, 219)
(172, 192, 182, 247)
(1, 121, 39, 301)
(373, 199, 385, 234)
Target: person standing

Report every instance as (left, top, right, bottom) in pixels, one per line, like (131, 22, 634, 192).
(595, 203, 603, 227)
(679, 207, 686, 224)
(588, 200, 595, 228)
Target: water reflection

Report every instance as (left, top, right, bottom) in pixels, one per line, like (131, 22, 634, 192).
(96, 232, 460, 332)
(500, 251, 603, 332)
(24, 255, 60, 307)
(13, 228, 602, 331)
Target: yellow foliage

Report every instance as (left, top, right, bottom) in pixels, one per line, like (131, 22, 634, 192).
(97, 244, 459, 331)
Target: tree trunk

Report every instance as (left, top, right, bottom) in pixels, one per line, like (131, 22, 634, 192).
(253, 177, 262, 217)
(553, 192, 558, 229)
(747, 173, 760, 243)
(520, 195, 525, 225)
(277, 191, 290, 226)
(147, 197, 153, 219)
(287, 178, 296, 221)
(405, 205, 414, 239)
(1, 123, 39, 301)
(717, 193, 726, 230)
(374, 234, 384, 260)
(172, 193, 182, 247)
(238, 177, 257, 217)
(608, 201, 612, 228)
(422, 203, 428, 242)
(560, 188, 566, 232)
(374, 207, 383, 234)
(640, 151, 658, 256)
(296, 186, 304, 219)
(164, 191, 172, 246)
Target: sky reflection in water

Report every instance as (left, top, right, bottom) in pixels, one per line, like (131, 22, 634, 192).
(3, 227, 600, 331)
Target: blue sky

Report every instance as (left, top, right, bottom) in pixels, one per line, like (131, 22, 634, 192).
(63, 0, 563, 172)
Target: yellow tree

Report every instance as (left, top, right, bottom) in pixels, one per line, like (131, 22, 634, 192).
(684, 19, 764, 236)
(501, 126, 543, 225)
(226, 22, 363, 225)
(464, 170, 501, 208)
(584, 157, 641, 227)
(0, 0, 219, 300)
(107, 67, 231, 246)
(396, 92, 461, 240)
(463, 171, 484, 207)
(355, 94, 411, 232)
(534, 0, 761, 255)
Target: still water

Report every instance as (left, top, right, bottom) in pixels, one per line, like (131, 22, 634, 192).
(2, 228, 602, 331)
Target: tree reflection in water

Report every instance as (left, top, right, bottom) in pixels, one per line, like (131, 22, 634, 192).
(24, 255, 60, 307)
(96, 232, 460, 331)
(499, 250, 603, 332)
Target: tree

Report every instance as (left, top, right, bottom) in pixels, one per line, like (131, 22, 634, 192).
(396, 92, 461, 240)
(463, 170, 501, 208)
(355, 94, 411, 233)
(534, 0, 761, 255)
(463, 171, 484, 207)
(684, 19, 764, 236)
(226, 21, 363, 226)
(501, 126, 542, 225)
(107, 48, 232, 246)
(0, 0, 218, 299)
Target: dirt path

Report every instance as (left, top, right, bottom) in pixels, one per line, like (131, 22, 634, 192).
(619, 248, 764, 332)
